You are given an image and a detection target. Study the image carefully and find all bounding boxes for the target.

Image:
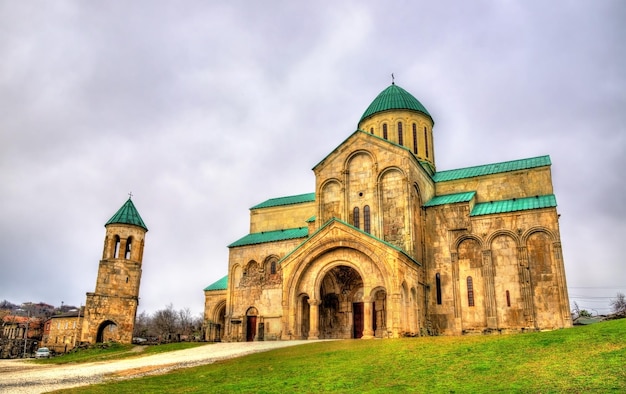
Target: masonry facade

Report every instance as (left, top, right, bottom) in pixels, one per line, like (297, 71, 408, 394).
(42, 198, 147, 350)
(203, 83, 572, 341)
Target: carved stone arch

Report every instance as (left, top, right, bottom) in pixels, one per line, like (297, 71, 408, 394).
(319, 178, 343, 223)
(312, 259, 367, 301)
(377, 165, 406, 182)
(212, 299, 227, 322)
(485, 229, 521, 247)
(231, 264, 243, 288)
(452, 234, 484, 252)
(319, 177, 342, 191)
(344, 149, 376, 169)
(96, 319, 118, 343)
(378, 166, 409, 248)
(286, 239, 395, 305)
(264, 254, 280, 274)
(521, 226, 556, 244)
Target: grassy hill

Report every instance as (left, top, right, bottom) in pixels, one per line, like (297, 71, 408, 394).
(60, 318, 625, 393)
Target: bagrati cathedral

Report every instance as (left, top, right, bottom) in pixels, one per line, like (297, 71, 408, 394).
(203, 82, 572, 341)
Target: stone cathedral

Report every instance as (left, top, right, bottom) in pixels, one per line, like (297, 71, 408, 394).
(203, 83, 572, 342)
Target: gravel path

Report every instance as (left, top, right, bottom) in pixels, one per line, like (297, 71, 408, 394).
(0, 340, 313, 393)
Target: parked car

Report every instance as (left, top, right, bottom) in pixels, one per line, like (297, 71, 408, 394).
(35, 347, 51, 358)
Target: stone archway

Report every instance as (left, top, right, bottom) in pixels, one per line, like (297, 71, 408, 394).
(319, 265, 364, 339)
(96, 320, 118, 343)
(245, 307, 258, 342)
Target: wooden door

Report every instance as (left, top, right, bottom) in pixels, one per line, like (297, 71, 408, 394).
(353, 302, 364, 338)
(246, 316, 257, 342)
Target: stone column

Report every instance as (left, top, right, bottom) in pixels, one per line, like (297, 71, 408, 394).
(362, 296, 374, 339)
(391, 293, 402, 337)
(308, 299, 321, 340)
(517, 246, 535, 326)
(482, 250, 497, 328)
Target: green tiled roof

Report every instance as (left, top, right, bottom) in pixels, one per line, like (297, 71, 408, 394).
(251, 193, 315, 209)
(471, 194, 556, 216)
(359, 84, 432, 124)
(105, 198, 148, 231)
(433, 155, 551, 182)
(228, 227, 309, 248)
(204, 275, 228, 291)
(424, 191, 476, 207)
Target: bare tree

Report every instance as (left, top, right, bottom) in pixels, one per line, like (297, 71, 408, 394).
(133, 311, 151, 339)
(178, 308, 194, 337)
(152, 304, 179, 342)
(610, 292, 626, 316)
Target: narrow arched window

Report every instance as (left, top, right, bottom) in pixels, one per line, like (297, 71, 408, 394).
(125, 237, 132, 259)
(114, 236, 121, 258)
(412, 123, 418, 154)
(383, 124, 388, 140)
(424, 127, 429, 158)
(436, 273, 442, 305)
(353, 206, 360, 229)
(271, 261, 277, 275)
(397, 122, 403, 146)
(370, 127, 374, 134)
(363, 205, 371, 233)
(467, 276, 475, 307)
(506, 290, 511, 307)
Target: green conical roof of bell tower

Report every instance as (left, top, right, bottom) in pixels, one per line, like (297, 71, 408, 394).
(359, 83, 432, 124)
(105, 198, 148, 231)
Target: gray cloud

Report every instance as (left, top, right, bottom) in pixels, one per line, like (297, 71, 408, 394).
(1, 1, 624, 316)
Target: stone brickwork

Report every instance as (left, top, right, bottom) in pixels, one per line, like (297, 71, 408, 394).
(80, 202, 147, 346)
(204, 83, 571, 341)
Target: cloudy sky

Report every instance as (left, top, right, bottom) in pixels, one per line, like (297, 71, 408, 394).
(1, 1, 624, 318)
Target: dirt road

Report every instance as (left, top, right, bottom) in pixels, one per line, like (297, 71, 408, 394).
(0, 340, 312, 393)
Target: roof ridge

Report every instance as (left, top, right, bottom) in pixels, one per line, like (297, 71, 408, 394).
(433, 155, 551, 182)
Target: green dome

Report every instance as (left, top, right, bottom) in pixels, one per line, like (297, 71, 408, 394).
(105, 198, 148, 231)
(359, 83, 432, 124)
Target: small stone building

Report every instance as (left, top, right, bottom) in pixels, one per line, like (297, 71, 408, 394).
(204, 83, 572, 341)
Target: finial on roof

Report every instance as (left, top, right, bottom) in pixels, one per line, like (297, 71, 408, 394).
(391, 73, 395, 85)
(128, 191, 133, 200)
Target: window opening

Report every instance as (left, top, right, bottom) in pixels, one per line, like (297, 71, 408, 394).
(412, 123, 418, 154)
(363, 205, 371, 233)
(398, 122, 403, 146)
(271, 261, 277, 275)
(424, 127, 429, 158)
(383, 124, 388, 140)
(353, 206, 360, 229)
(467, 276, 475, 307)
(114, 236, 121, 258)
(436, 273, 442, 305)
(370, 127, 374, 134)
(506, 290, 511, 307)
(124, 237, 132, 259)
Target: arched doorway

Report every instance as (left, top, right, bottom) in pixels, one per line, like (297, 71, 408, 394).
(96, 320, 118, 343)
(246, 307, 258, 342)
(207, 302, 226, 342)
(319, 265, 364, 339)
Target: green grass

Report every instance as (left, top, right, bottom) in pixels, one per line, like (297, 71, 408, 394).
(32, 342, 206, 365)
(57, 319, 625, 393)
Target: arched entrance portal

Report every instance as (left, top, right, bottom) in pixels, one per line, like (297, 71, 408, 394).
(96, 320, 118, 343)
(319, 265, 364, 339)
(246, 307, 258, 342)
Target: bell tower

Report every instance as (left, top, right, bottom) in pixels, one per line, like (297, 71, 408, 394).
(81, 197, 148, 344)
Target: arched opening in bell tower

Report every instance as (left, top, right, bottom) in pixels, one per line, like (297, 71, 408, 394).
(96, 320, 118, 343)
